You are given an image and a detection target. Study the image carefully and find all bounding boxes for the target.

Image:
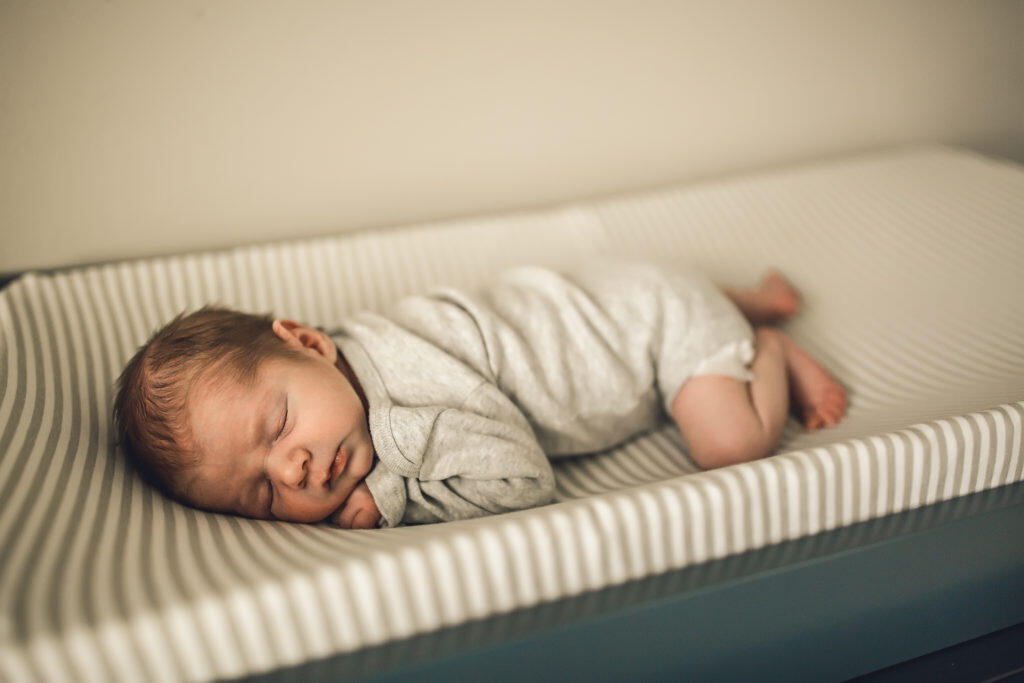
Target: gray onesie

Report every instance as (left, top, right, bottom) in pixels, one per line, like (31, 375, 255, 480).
(330, 259, 754, 527)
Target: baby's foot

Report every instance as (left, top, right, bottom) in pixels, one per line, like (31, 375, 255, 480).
(779, 332, 847, 431)
(728, 270, 802, 326)
(758, 270, 801, 322)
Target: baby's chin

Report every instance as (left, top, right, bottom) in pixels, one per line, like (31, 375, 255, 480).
(317, 488, 354, 526)
(277, 494, 351, 524)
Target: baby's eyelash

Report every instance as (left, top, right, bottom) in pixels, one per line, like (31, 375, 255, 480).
(266, 478, 274, 516)
(276, 399, 288, 439)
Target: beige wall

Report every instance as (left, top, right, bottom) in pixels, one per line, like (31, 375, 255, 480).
(2, 0, 1022, 274)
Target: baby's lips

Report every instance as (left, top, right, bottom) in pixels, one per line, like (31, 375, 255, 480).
(330, 445, 348, 487)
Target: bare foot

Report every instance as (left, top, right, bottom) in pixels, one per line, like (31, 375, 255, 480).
(725, 270, 801, 326)
(777, 331, 847, 431)
(759, 270, 801, 321)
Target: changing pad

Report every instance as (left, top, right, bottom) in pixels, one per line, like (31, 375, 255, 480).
(2, 146, 1023, 681)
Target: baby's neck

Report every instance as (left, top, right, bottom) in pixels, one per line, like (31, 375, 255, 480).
(334, 345, 369, 417)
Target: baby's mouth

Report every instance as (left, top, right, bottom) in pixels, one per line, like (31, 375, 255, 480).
(329, 443, 348, 489)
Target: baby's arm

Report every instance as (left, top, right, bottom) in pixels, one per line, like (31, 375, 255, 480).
(410, 410, 554, 524)
(366, 383, 555, 526)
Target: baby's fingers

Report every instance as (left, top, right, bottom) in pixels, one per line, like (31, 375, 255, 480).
(331, 484, 381, 529)
(325, 480, 381, 529)
(326, 495, 360, 528)
(333, 499, 360, 529)
(326, 504, 350, 528)
(351, 508, 378, 530)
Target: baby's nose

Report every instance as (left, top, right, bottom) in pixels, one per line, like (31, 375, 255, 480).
(278, 448, 310, 488)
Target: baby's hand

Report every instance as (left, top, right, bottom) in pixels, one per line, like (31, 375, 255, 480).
(328, 481, 382, 529)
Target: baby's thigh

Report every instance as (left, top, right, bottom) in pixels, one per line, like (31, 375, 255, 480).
(669, 374, 763, 468)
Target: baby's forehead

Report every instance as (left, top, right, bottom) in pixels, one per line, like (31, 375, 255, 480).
(186, 364, 274, 442)
(186, 350, 330, 420)
(190, 355, 274, 394)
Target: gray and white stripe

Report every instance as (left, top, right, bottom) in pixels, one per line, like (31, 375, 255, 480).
(2, 146, 1023, 681)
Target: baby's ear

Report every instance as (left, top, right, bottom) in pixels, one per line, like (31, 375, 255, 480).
(271, 319, 337, 362)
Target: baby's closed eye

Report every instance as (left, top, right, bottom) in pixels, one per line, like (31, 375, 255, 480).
(275, 397, 289, 440)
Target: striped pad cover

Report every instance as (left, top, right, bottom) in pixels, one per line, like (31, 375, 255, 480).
(2, 146, 1023, 681)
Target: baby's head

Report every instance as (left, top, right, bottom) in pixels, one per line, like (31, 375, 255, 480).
(114, 306, 376, 525)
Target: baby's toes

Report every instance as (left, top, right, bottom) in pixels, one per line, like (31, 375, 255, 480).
(834, 389, 849, 416)
(805, 408, 824, 431)
(823, 386, 846, 408)
(807, 401, 838, 428)
(834, 386, 848, 408)
(825, 394, 847, 424)
(764, 271, 801, 315)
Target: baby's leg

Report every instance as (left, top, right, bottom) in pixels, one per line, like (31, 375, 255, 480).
(670, 327, 848, 469)
(780, 332, 848, 431)
(723, 270, 801, 326)
(670, 328, 789, 469)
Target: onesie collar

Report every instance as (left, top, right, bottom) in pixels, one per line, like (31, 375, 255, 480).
(331, 326, 412, 527)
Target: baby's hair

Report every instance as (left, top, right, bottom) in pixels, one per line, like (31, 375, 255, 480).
(113, 305, 306, 501)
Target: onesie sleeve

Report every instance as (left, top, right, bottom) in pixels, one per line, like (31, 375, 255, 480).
(364, 382, 555, 527)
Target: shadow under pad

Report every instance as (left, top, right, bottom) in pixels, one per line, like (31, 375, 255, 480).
(246, 481, 1024, 683)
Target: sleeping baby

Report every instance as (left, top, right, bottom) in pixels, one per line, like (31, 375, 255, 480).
(113, 259, 847, 529)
